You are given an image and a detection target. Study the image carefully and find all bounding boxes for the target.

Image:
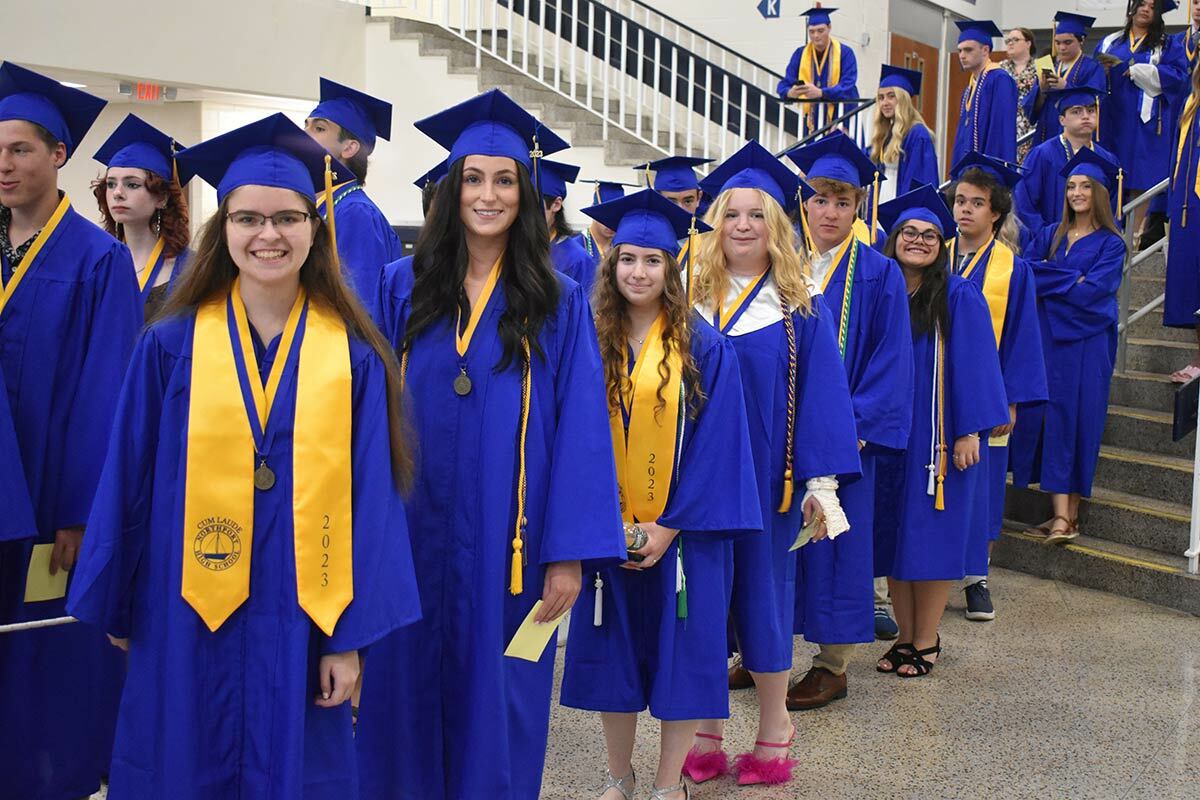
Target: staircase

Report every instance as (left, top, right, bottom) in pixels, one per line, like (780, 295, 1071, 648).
(997, 248, 1200, 616)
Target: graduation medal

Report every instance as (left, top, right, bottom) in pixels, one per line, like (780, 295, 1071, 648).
(453, 255, 503, 396)
(453, 368, 472, 396)
(254, 460, 276, 491)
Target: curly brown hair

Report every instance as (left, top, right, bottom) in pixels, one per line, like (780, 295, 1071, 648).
(92, 169, 191, 258)
(592, 244, 705, 421)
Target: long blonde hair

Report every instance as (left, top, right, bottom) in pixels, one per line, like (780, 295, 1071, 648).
(692, 188, 813, 316)
(870, 87, 929, 165)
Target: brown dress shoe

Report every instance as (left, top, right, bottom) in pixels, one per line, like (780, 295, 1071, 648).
(785, 666, 847, 711)
(728, 656, 754, 690)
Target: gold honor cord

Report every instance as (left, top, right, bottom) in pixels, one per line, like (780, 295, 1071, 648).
(779, 301, 799, 513)
(610, 312, 682, 525)
(0, 194, 70, 316)
(452, 255, 503, 395)
(137, 237, 166, 291)
(934, 328, 947, 511)
(323, 155, 341, 270)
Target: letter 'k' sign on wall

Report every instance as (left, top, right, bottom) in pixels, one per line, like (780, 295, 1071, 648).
(758, 0, 781, 19)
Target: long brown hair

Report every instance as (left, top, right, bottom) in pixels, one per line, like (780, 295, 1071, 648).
(593, 245, 704, 420)
(1048, 177, 1125, 259)
(91, 169, 190, 258)
(158, 194, 414, 490)
(692, 188, 814, 316)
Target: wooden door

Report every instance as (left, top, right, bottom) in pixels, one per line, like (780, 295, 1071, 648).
(945, 50, 1007, 178)
(889, 34, 940, 134)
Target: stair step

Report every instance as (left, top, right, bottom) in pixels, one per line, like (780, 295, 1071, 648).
(1132, 251, 1167, 279)
(1122, 337, 1193, 375)
(1128, 275, 1166, 309)
(1126, 307, 1196, 344)
(1005, 483, 1190, 556)
(1103, 404, 1194, 458)
(1094, 445, 1193, 505)
(991, 526, 1200, 616)
(1109, 369, 1178, 413)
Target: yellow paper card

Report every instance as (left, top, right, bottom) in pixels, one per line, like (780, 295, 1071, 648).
(988, 433, 1010, 447)
(789, 519, 819, 552)
(24, 543, 68, 603)
(504, 600, 561, 662)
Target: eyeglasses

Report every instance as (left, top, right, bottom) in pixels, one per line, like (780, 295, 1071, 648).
(899, 226, 942, 245)
(1004, 37, 1027, 45)
(225, 210, 315, 231)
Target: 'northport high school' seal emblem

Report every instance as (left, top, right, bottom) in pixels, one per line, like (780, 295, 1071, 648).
(193, 516, 243, 571)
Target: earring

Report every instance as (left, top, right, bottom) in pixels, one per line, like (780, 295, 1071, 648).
(153, 209, 162, 236)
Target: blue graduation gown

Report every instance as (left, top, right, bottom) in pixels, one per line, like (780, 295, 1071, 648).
(321, 183, 403, 311)
(956, 249, 1048, 575)
(0, 204, 139, 800)
(952, 68, 1018, 168)
(561, 316, 762, 721)
(794, 243, 913, 645)
(565, 230, 604, 298)
(1165, 97, 1200, 328)
(1015, 138, 1120, 233)
(1021, 57, 1106, 149)
(775, 40, 860, 101)
(706, 280, 861, 673)
(66, 311, 421, 799)
(877, 277, 1008, 581)
(864, 124, 940, 226)
(0, 365, 36, 543)
(1095, 33, 1188, 192)
(1010, 226, 1125, 496)
(359, 258, 626, 800)
(552, 235, 595, 301)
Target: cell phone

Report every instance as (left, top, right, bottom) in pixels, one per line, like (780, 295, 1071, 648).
(1042, 68, 1054, 79)
(794, 80, 807, 87)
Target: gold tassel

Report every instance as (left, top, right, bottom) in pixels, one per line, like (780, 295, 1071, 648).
(1117, 168, 1125, 221)
(686, 216, 698, 307)
(778, 468, 794, 513)
(871, 171, 881, 246)
(323, 155, 341, 269)
(935, 473, 945, 511)
(510, 531, 524, 595)
(798, 189, 817, 255)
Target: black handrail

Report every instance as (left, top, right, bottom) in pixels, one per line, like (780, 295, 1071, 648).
(775, 98, 877, 156)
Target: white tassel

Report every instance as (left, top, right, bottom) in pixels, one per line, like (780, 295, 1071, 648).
(926, 327, 940, 498)
(676, 546, 685, 594)
(593, 572, 604, 627)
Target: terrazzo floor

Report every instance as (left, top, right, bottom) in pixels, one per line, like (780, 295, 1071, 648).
(87, 568, 1199, 799)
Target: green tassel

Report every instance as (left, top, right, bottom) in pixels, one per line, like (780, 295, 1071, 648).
(676, 586, 688, 619)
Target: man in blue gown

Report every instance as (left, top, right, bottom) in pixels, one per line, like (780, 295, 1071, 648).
(568, 180, 634, 295)
(306, 77, 403, 310)
(1022, 12, 1107, 148)
(777, 6, 861, 136)
(782, 133, 914, 709)
(0, 61, 141, 800)
(537, 158, 594, 289)
(952, 20, 1018, 167)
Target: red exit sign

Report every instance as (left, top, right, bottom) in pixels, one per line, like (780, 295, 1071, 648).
(118, 81, 178, 103)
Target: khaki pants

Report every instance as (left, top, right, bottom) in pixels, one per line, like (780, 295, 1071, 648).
(812, 643, 856, 676)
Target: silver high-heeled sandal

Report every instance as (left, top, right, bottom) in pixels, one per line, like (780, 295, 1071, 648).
(598, 769, 636, 800)
(647, 781, 689, 800)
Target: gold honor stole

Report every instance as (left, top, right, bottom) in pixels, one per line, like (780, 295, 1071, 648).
(1175, 94, 1200, 226)
(798, 37, 843, 119)
(949, 236, 1013, 347)
(182, 281, 353, 635)
(0, 194, 70, 316)
(609, 312, 683, 525)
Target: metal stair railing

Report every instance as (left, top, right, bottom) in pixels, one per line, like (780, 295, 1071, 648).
(1115, 177, 1170, 374)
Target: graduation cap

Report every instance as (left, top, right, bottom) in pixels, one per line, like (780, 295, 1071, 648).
(800, 6, 837, 26)
(583, 187, 713, 255)
(538, 159, 581, 200)
(955, 20, 1004, 46)
(1163, 1, 1181, 12)
(879, 65, 923, 97)
(1062, 147, 1123, 196)
(1053, 11, 1097, 38)
(0, 62, 106, 160)
(877, 184, 956, 237)
(176, 113, 350, 204)
(581, 179, 636, 205)
(309, 77, 392, 153)
(784, 131, 881, 189)
(949, 151, 1023, 190)
(700, 140, 811, 212)
(414, 88, 569, 172)
(413, 160, 448, 190)
(633, 156, 714, 193)
(94, 114, 182, 182)
(1053, 85, 1104, 115)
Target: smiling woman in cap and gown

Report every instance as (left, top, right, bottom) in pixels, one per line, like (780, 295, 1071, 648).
(305, 77, 404, 310)
(560, 187, 761, 800)
(0, 61, 140, 800)
(357, 89, 626, 800)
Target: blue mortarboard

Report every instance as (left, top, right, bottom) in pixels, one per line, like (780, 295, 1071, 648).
(1061, 147, 1122, 193)
(1053, 85, 1104, 115)
(93, 114, 181, 182)
(0, 62, 106, 160)
(949, 151, 1023, 190)
(878, 184, 956, 237)
(176, 113, 349, 205)
(309, 77, 392, 153)
(1053, 11, 1096, 37)
(700, 140, 810, 212)
(413, 160, 448, 190)
(633, 156, 714, 193)
(1163, 1, 1180, 12)
(879, 65, 923, 97)
(538, 159, 581, 200)
(800, 7, 837, 26)
(955, 20, 1004, 46)
(583, 188, 713, 254)
(581, 180, 636, 205)
(785, 131, 882, 189)
(415, 88, 569, 171)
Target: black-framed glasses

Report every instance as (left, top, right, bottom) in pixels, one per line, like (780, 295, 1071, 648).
(899, 226, 942, 245)
(225, 210, 315, 231)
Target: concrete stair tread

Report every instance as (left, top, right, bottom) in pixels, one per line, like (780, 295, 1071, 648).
(1106, 403, 1173, 424)
(1125, 336, 1192, 351)
(1077, 484, 1189, 522)
(1002, 524, 1188, 571)
(1098, 444, 1192, 473)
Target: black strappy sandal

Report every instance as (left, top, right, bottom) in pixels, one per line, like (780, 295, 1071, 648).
(897, 637, 941, 678)
(875, 642, 915, 674)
